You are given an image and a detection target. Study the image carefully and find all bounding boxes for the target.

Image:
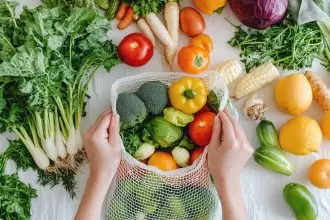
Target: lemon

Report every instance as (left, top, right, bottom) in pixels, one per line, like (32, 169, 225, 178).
(275, 74, 313, 115)
(280, 116, 322, 155)
(322, 111, 330, 139)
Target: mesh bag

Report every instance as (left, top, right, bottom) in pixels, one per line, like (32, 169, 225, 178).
(106, 72, 238, 220)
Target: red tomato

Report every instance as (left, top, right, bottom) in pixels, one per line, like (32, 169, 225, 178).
(118, 33, 153, 67)
(196, 104, 211, 115)
(180, 7, 205, 37)
(189, 147, 205, 165)
(188, 111, 216, 146)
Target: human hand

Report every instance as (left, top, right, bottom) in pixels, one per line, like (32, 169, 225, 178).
(208, 109, 253, 187)
(84, 108, 121, 185)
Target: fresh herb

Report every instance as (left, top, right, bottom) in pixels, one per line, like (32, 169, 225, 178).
(228, 22, 324, 71)
(0, 173, 37, 220)
(131, 0, 165, 17)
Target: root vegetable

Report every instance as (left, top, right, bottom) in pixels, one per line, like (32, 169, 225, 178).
(117, 7, 134, 30)
(116, 2, 127, 20)
(243, 95, 268, 121)
(172, 146, 190, 167)
(305, 71, 330, 111)
(133, 14, 156, 46)
(134, 143, 155, 160)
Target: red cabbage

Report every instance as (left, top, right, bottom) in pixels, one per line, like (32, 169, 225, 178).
(229, 0, 288, 30)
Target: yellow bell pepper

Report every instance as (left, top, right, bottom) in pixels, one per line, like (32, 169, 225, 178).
(192, 0, 227, 15)
(169, 77, 208, 114)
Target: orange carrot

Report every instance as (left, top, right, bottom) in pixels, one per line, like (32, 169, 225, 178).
(116, 2, 127, 20)
(117, 7, 134, 30)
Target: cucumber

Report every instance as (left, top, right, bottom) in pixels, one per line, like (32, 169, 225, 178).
(106, 0, 120, 20)
(254, 146, 294, 176)
(256, 119, 280, 148)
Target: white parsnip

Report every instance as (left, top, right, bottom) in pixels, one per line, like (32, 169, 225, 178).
(133, 14, 156, 46)
(164, 2, 180, 66)
(145, 13, 174, 49)
(234, 63, 280, 99)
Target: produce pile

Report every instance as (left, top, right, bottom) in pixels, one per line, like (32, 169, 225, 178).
(1, 0, 330, 219)
(117, 77, 223, 170)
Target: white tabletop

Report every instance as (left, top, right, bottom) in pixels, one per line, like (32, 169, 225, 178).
(1, 0, 330, 219)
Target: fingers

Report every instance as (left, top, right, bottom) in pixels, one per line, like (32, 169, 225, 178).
(209, 114, 222, 147)
(88, 107, 112, 132)
(94, 113, 111, 135)
(224, 108, 247, 142)
(218, 110, 236, 143)
(109, 113, 120, 146)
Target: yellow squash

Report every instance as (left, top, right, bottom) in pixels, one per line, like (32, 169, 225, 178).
(192, 0, 227, 15)
(169, 77, 207, 114)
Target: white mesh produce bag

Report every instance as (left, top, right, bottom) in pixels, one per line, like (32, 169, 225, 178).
(106, 72, 238, 220)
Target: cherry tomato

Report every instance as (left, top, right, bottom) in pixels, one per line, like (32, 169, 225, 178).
(189, 147, 205, 165)
(191, 34, 213, 52)
(188, 112, 216, 146)
(178, 45, 210, 74)
(180, 7, 205, 37)
(118, 33, 153, 67)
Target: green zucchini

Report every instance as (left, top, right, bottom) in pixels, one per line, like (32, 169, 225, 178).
(254, 146, 294, 176)
(283, 183, 318, 220)
(106, 0, 120, 20)
(256, 119, 280, 147)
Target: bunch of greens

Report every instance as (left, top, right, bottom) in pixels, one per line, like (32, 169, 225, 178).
(0, 173, 37, 220)
(131, 0, 165, 17)
(0, 0, 119, 197)
(228, 21, 324, 71)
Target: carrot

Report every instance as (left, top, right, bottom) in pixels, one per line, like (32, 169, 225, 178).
(305, 71, 330, 111)
(117, 7, 134, 30)
(116, 2, 127, 20)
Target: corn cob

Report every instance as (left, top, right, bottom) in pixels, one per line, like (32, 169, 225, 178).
(305, 71, 330, 111)
(234, 63, 280, 99)
(215, 60, 242, 85)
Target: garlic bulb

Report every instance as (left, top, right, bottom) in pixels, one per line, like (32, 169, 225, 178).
(243, 95, 268, 120)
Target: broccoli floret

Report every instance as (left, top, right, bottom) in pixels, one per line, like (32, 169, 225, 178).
(137, 81, 168, 115)
(116, 93, 147, 130)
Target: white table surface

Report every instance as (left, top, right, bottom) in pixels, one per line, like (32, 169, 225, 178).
(1, 0, 330, 219)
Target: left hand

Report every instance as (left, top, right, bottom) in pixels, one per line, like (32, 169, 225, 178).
(83, 108, 121, 184)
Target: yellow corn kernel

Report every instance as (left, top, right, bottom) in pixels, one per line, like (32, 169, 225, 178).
(234, 63, 280, 99)
(215, 60, 242, 85)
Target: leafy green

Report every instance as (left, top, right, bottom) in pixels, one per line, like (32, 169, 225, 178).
(120, 125, 142, 156)
(0, 0, 119, 197)
(0, 173, 37, 220)
(131, 0, 165, 17)
(228, 22, 324, 71)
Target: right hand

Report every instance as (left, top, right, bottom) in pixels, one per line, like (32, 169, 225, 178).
(208, 109, 253, 186)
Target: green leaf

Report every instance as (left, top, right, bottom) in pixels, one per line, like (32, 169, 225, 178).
(132, 0, 165, 17)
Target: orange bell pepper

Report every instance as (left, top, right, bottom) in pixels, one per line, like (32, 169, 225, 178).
(192, 0, 227, 15)
(191, 34, 213, 52)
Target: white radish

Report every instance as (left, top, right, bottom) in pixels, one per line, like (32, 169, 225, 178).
(164, 2, 180, 66)
(165, 2, 179, 46)
(145, 13, 174, 49)
(67, 126, 78, 155)
(133, 14, 156, 46)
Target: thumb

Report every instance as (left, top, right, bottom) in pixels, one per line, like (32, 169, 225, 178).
(209, 114, 222, 147)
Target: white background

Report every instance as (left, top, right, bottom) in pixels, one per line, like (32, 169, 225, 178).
(1, 0, 330, 219)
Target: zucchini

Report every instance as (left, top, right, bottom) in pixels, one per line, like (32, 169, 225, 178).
(283, 183, 318, 220)
(254, 146, 294, 176)
(256, 119, 280, 147)
(106, 0, 120, 20)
